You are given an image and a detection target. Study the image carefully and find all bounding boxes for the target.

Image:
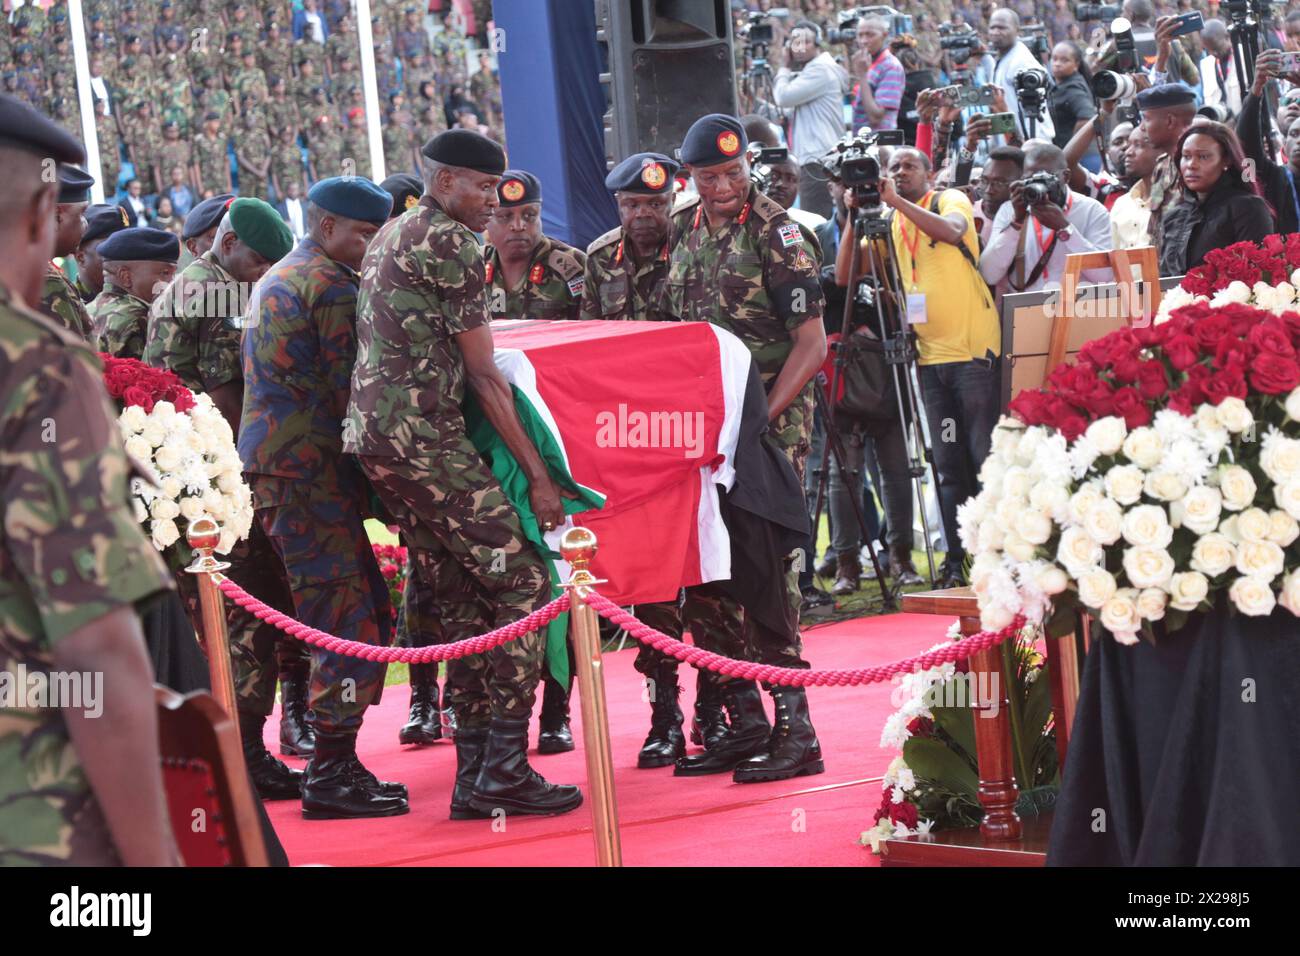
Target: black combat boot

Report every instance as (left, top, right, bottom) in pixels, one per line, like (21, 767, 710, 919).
(467, 717, 584, 817)
(240, 711, 304, 800)
(732, 686, 825, 783)
(536, 673, 574, 754)
(278, 661, 315, 757)
(637, 661, 685, 769)
(301, 730, 409, 820)
(674, 680, 771, 776)
(448, 725, 491, 820)
(689, 669, 730, 749)
(399, 663, 442, 745)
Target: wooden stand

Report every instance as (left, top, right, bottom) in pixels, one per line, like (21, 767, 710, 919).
(1044, 246, 1161, 379)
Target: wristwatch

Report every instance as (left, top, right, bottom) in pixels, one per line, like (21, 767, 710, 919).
(1057, 226, 1073, 241)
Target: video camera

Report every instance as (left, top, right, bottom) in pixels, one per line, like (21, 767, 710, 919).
(747, 143, 789, 194)
(823, 128, 905, 222)
(826, 5, 913, 44)
(1223, 0, 1282, 22)
(938, 22, 980, 65)
(1013, 66, 1050, 117)
(1022, 23, 1051, 62)
(1075, 3, 1122, 22)
(1016, 171, 1068, 207)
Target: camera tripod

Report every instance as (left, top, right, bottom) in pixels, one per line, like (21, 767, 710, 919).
(743, 41, 779, 120)
(1226, 1, 1267, 97)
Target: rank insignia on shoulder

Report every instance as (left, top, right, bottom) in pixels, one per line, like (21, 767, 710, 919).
(777, 222, 802, 248)
(529, 262, 545, 284)
(485, 261, 494, 283)
(566, 275, 584, 297)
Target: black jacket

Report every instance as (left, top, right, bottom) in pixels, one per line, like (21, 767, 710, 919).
(1236, 91, 1300, 236)
(1158, 178, 1275, 276)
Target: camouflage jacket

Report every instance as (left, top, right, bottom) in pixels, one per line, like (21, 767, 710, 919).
(239, 237, 365, 502)
(345, 196, 489, 459)
(0, 284, 171, 865)
(484, 236, 586, 321)
(38, 263, 95, 342)
(90, 282, 152, 360)
(194, 132, 231, 194)
(580, 226, 673, 322)
(1148, 153, 1178, 247)
(143, 250, 244, 395)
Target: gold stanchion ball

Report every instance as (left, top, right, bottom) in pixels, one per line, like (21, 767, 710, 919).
(186, 516, 221, 553)
(559, 526, 598, 565)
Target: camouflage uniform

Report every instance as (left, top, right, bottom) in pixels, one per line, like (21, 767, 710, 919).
(345, 196, 550, 728)
(193, 130, 232, 196)
(309, 124, 344, 182)
(0, 286, 172, 865)
(382, 123, 415, 175)
(265, 96, 301, 138)
(1148, 154, 1178, 249)
(580, 226, 673, 322)
(89, 280, 152, 359)
(237, 125, 273, 200)
(126, 123, 163, 193)
(484, 236, 587, 321)
(340, 125, 372, 180)
(156, 138, 193, 190)
(240, 237, 392, 734)
(270, 140, 305, 196)
(96, 112, 123, 194)
(38, 263, 95, 342)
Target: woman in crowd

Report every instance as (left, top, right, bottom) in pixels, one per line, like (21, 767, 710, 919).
(1158, 121, 1275, 276)
(895, 40, 938, 145)
(1047, 41, 1100, 172)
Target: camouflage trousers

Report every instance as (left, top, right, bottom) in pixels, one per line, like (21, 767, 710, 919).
(361, 453, 550, 729)
(756, 402, 812, 672)
(632, 584, 745, 685)
(254, 481, 393, 735)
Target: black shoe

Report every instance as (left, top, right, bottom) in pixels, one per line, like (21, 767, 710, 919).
(733, 686, 825, 783)
(301, 731, 409, 820)
(537, 672, 574, 754)
(241, 712, 304, 800)
(637, 662, 685, 769)
(398, 663, 442, 745)
(889, 549, 924, 587)
(467, 717, 583, 817)
(689, 669, 730, 749)
(278, 666, 315, 757)
(814, 553, 837, 578)
(940, 559, 967, 590)
(449, 725, 491, 820)
(674, 680, 772, 776)
(799, 586, 834, 610)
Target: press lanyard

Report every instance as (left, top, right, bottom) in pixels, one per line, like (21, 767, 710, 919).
(1032, 193, 1074, 256)
(897, 190, 933, 290)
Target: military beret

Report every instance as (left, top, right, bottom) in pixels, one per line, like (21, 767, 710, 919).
(0, 94, 84, 165)
(81, 202, 130, 244)
(1136, 83, 1197, 111)
(421, 128, 506, 174)
(308, 176, 393, 225)
(496, 169, 541, 206)
(605, 152, 678, 195)
(379, 172, 423, 218)
(98, 227, 181, 263)
(182, 193, 234, 239)
(203, 111, 220, 122)
(679, 113, 747, 166)
(229, 197, 293, 262)
(57, 164, 95, 203)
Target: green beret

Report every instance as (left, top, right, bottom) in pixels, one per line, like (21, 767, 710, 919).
(228, 197, 293, 262)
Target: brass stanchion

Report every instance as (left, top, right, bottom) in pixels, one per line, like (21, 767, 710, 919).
(560, 528, 623, 867)
(184, 517, 241, 745)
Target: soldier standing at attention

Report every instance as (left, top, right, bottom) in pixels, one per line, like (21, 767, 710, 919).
(38, 164, 96, 341)
(483, 170, 587, 322)
(90, 227, 180, 358)
(73, 204, 130, 303)
(0, 93, 178, 866)
(346, 129, 583, 819)
(240, 177, 407, 819)
(659, 114, 828, 783)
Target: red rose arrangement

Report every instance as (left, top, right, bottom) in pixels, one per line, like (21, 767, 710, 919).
(100, 354, 196, 414)
(1180, 234, 1300, 298)
(373, 543, 408, 624)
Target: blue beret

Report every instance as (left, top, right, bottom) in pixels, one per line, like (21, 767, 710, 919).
(81, 203, 130, 244)
(680, 113, 748, 166)
(421, 128, 506, 174)
(0, 93, 84, 165)
(379, 172, 423, 218)
(606, 152, 679, 195)
(496, 169, 541, 207)
(98, 227, 181, 263)
(182, 193, 233, 239)
(1136, 83, 1197, 111)
(308, 176, 394, 225)
(57, 164, 96, 204)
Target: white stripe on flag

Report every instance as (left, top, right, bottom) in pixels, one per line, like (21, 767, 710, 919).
(707, 324, 753, 493)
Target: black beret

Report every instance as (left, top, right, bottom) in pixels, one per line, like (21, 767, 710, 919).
(679, 113, 747, 167)
(182, 193, 234, 239)
(605, 152, 679, 195)
(98, 227, 181, 263)
(0, 94, 84, 165)
(81, 203, 130, 244)
(57, 164, 96, 204)
(1136, 83, 1197, 111)
(379, 172, 423, 218)
(308, 176, 393, 225)
(421, 128, 506, 174)
(496, 169, 540, 207)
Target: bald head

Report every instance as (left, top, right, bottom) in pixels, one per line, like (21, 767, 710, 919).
(989, 9, 1020, 52)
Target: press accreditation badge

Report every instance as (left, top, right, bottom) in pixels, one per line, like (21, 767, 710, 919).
(906, 292, 928, 325)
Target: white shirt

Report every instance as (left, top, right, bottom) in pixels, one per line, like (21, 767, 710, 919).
(991, 41, 1055, 143)
(304, 10, 324, 45)
(1201, 52, 1243, 118)
(979, 189, 1113, 295)
(284, 197, 305, 239)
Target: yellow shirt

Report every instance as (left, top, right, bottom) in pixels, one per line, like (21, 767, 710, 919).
(888, 188, 1000, 366)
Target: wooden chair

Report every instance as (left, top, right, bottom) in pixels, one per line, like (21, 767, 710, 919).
(155, 686, 268, 866)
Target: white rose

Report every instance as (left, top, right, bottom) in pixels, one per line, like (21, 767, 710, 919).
(1260, 431, 1300, 485)
(1103, 465, 1145, 506)
(187, 429, 208, 454)
(1123, 546, 1175, 589)
(1121, 504, 1173, 548)
(1057, 526, 1104, 575)
(1077, 566, 1118, 609)
(1211, 280, 1252, 305)
(1122, 428, 1164, 469)
(1190, 533, 1237, 577)
(1171, 485, 1222, 535)
(1003, 532, 1038, 563)
(1235, 540, 1285, 580)
(977, 518, 1005, 553)
(979, 455, 1007, 490)
(980, 603, 1015, 631)
(1268, 510, 1300, 547)
(1099, 588, 1142, 640)
(1219, 514, 1241, 543)
(119, 405, 148, 433)
(1274, 479, 1300, 520)
(1067, 481, 1104, 525)
(1036, 564, 1070, 595)
(1144, 471, 1188, 502)
(1235, 507, 1273, 544)
(1002, 465, 1032, 500)
(140, 418, 168, 448)
(1014, 509, 1054, 546)
(1028, 481, 1070, 521)
(132, 496, 149, 524)
(1217, 465, 1257, 512)
(149, 497, 180, 521)
(179, 496, 208, 522)
(1135, 587, 1168, 622)
(124, 434, 152, 461)
(1229, 575, 1277, 617)
(1214, 397, 1254, 435)
(217, 471, 244, 494)
(154, 445, 183, 473)
(159, 476, 183, 501)
(1083, 497, 1124, 545)
(995, 496, 1025, 531)
(1278, 568, 1300, 615)
(1285, 387, 1300, 423)
(151, 517, 180, 550)
(1085, 416, 1128, 456)
(1168, 571, 1210, 611)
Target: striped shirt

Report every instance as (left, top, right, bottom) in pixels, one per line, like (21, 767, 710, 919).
(854, 49, 905, 131)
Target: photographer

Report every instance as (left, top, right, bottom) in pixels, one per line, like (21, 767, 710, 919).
(852, 16, 906, 132)
(1198, 19, 1243, 119)
(1236, 48, 1300, 234)
(1101, 2, 1200, 86)
(833, 147, 1000, 589)
(975, 145, 1027, 243)
(979, 142, 1114, 294)
(773, 19, 850, 219)
(989, 8, 1057, 141)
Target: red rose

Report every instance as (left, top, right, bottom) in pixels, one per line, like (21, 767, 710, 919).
(1134, 360, 1168, 400)
(1248, 317, 1296, 358)
(889, 799, 919, 829)
(1164, 333, 1199, 371)
(1250, 353, 1300, 394)
(1009, 389, 1051, 426)
(122, 385, 153, 410)
(1203, 368, 1247, 404)
(1191, 315, 1234, 352)
(1111, 386, 1152, 428)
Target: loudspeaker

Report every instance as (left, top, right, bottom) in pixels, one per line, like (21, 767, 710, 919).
(595, 0, 739, 167)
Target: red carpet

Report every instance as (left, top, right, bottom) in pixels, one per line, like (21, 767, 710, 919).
(264, 612, 953, 867)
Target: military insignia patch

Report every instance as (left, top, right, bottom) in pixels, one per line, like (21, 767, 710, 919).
(485, 261, 494, 283)
(404, 194, 418, 209)
(119, 207, 130, 226)
(641, 162, 667, 189)
(567, 275, 584, 297)
(777, 222, 803, 247)
(501, 179, 525, 202)
(529, 262, 545, 284)
(717, 131, 741, 156)
(794, 248, 813, 271)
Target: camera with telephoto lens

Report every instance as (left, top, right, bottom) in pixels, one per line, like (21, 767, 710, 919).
(1013, 67, 1050, 116)
(1016, 171, 1068, 207)
(939, 21, 979, 63)
(1075, 3, 1122, 21)
(828, 6, 913, 43)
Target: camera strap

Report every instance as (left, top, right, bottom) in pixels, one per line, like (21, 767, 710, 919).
(925, 192, 995, 309)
